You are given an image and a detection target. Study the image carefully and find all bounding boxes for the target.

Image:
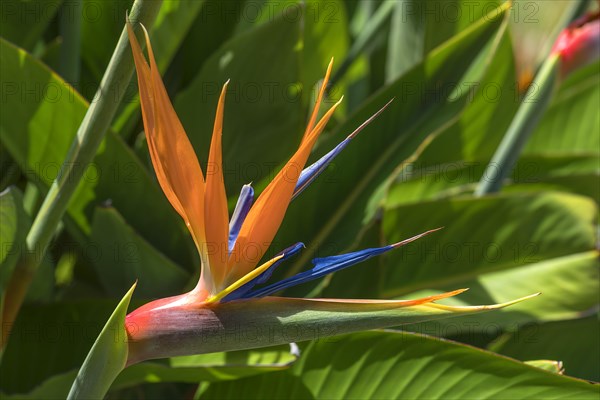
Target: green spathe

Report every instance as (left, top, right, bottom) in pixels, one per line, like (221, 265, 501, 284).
(125, 292, 538, 365)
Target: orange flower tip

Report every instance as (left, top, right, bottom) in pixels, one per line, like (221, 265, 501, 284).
(139, 22, 150, 39)
(439, 288, 469, 298)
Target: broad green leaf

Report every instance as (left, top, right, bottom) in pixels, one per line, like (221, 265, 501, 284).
(370, 192, 598, 333)
(1, 345, 297, 398)
(67, 283, 136, 400)
(176, 0, 243, 89)
(412, 29, 518, 166)
(0, 300, 117, 394)
(505, 176, 599, 205)
(275, 3, 510, 283)
(89, 207, 189, 299)
(0, 187, 28, 292)
(423, 0, 503, 51)
(228, 0, 349, 107)
(385, 154, 600, 207)
(525, 60, 600, 154)
(81, 0, 203, 81)
(80, 0, 131, 81)
(403, 251, 599, 332)
(0, 37, 194, 269)
(174, 8, 305, 193)
(0, 0, 63, 51)
(386, 0, 425, 82)
(491, 315, 600, 382)
(300, 0, 349, 109)
(200, 331, 599, 399)
(0, 371, 78, 400)
(112, 345, 297, 390)
(386, 0, 502, 82)
(381, 192, 596, 296)
(0, 186, 53, 309)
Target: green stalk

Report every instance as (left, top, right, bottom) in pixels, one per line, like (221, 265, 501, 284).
(474, 54, 559, 196)
(1, 0, 163, 350)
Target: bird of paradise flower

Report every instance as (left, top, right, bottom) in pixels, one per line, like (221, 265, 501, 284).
(123, 21, 537, 365)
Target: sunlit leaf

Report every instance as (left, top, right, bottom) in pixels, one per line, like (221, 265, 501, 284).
(200, 331, 599, 399)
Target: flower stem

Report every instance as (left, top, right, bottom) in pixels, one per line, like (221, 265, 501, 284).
(474, 54, 559, 196)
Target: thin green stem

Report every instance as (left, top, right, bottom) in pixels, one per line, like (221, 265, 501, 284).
(1, 0, 163, 350)
(474, 54, 559, 196)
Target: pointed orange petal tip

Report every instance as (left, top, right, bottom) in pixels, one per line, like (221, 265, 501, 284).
(205, 80, 231, 288)
(303, 58, 336, 140)
(128, 20, 208, 282)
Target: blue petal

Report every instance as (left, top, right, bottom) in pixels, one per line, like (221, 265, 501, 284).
(244, 228, 439, 298)
(222, 242, 304, 302)
(292, 99, 393, 200)
(293, 138, 352, 200)
(245, 244, 394, 298)
(228, 184, 254, 253)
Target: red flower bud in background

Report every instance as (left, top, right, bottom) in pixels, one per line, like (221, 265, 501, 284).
(552, 11, 600, 78)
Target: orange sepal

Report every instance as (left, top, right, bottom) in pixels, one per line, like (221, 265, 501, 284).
(204, 82, 230, 288)
(127, 22, 207, 267)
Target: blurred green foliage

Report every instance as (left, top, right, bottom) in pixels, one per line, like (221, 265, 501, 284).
(0, 0, 598, 398)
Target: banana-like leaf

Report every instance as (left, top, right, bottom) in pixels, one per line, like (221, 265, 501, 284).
(526, 60, 600, 154)
(229, 0, 349, 108)
(1, 345, 298, 399)
(199, 330, 599, 399)
(90, 206, 189, 298)
(0, 187, 28, 294)
(1, 301, 129, 394)
(403, 251, 599, 333)
(491, 315, 600, 382)
(112, 345, 298, 390)
(385, 154, 600, 207)
(382, 192, 596, 296)
(0, 0, 63, 51)
(386, 0, 503, 81)
(67, 283, 136, 400)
